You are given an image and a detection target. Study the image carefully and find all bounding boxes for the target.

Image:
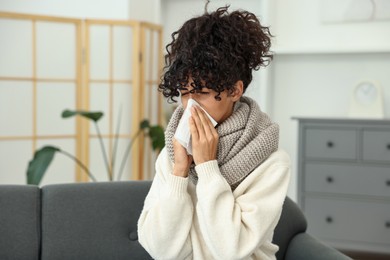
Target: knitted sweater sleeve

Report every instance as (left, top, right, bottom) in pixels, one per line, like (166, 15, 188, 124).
(137, 149, 194, 260)
(195, 150, 290, 260)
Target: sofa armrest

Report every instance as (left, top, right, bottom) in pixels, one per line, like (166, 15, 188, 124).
(285, 233, 352, 260)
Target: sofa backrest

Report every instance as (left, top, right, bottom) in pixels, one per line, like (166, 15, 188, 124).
(40, 181, 308, 260)
(0, 185, 41, 260)
(0, 181, 308, 260)
(40, 181, 152, 260)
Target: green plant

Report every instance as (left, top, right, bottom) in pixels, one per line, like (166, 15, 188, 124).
(27, 109, 165, 185)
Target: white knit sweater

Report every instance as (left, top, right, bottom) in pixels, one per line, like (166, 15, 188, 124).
(137, 148, 290, 260)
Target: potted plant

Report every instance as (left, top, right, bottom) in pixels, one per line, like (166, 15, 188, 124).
(27, 109, 165, 185)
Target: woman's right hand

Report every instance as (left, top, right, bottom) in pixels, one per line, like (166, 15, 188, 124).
(173, 139, 192, 177)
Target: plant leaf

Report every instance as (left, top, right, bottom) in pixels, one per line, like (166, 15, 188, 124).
(140, 119, 150, 129)
(149, 125, 165, 151)
(27, 146, 60, 185)
(61, 110, 77, 118)
(62, 109, 104, 122)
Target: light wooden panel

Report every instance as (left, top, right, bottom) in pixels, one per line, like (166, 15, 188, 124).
(0, 81, 33, 136)
(0, 140, 32, 184)
(0, 12, 164, 184)
(0, 12, 82, 185)
(139, 23, 164, 180)
(86, 20, 141, 181)
(0, 18, 32, 77)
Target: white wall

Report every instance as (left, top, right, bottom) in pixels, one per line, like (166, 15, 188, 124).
(0, 0, 130, 19)
(267, 0, 390, 201)
(0, 0, 161, 22)
(269, 0, 390, 53)
(129, 0, 161, 23)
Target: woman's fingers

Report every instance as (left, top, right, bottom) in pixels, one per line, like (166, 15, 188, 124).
(194, 106, 214, 136)
(189, 106, 219, 165)
(172, 138, 191, 177)
(193, 107, 219, 144)
(189, 115, 198, 140)
(190, 106, 206, 138)
(192, 106, 215, 134)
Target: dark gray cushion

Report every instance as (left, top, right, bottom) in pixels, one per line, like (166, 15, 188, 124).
(41, 181, 153, 260)
(285, 233, 352, 260)
(38, 180, 350, 260)
(0, 185, 40, 260)
(273, 197, 307, 260)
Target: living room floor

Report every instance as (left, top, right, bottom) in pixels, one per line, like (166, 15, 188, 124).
(342, 250, 390, 260)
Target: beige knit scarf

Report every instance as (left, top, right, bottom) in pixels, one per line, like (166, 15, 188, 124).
(165, 96, 279, 190)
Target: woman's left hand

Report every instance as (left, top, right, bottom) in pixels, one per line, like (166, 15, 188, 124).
(189, 106, 219, 165)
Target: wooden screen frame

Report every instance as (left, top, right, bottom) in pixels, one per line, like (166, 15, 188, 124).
(0, 12, 164, 183)
(0, 12, 84, 181)
(139, 22, 164, 180)
(84, 19, 142, 181)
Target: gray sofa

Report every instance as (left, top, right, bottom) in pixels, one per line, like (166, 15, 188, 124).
(0, 181, 350, 260)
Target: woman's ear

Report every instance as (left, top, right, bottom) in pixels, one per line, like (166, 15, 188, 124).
(231, 80, 244, 102)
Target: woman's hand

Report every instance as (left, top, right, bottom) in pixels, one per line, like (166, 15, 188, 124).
(189, 106, 219, 165)
(173, 139, 192, 177)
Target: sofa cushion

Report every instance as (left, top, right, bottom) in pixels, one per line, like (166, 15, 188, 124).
(273, 197, 308, 260)
(41, 181, 152, 260)
(285, 233, 351, 260)
(0, 185, 40, 260)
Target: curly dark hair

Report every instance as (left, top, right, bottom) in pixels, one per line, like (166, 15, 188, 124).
(159, 6, 273, 103)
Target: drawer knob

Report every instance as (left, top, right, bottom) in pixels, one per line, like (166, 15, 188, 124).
(326, 176, 334, 183)
(386, 222, 390, 228)
(387, 144, 390, 150)
(386, 180, 390, 186)
(326, 216, 333, 223)
(327, 141, 334, 148)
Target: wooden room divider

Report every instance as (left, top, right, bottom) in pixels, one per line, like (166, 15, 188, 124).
(0, 12, 164, 185)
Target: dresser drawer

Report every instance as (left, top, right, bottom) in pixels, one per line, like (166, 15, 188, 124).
(304, 128, 357, 160)
(304, 163, 390, 197)
(305, 197, 390, 245)
(363, 130, 390, 163)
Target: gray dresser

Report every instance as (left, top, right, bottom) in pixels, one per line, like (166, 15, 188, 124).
(295, 117, 390, 254)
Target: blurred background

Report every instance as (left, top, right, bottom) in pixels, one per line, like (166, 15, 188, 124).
(1, 0, 390, 258)
(1, 0, 389, 194)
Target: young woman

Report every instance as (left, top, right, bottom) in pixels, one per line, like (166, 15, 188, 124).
(138, 6, 290, 260)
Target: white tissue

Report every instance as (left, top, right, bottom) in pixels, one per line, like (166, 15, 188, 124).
(174, 99, 218, 155)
